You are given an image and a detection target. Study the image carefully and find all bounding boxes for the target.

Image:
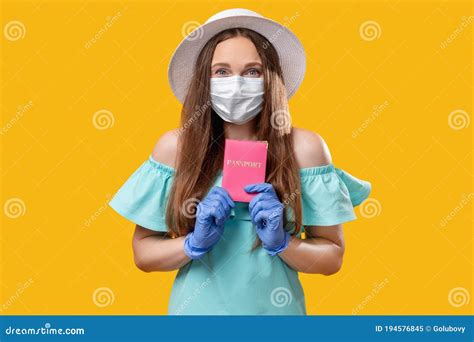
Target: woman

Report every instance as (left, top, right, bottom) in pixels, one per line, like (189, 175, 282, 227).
(109, 8, 372, 315)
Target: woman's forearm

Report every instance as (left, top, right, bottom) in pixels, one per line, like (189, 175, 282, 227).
(278, 236, 344, 275)
(133, 235, 191, 272)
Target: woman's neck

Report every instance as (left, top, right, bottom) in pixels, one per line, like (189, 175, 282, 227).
(223, 117, 258, 141)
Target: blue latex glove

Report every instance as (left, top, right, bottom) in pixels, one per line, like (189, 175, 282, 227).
(184, 186, 235, 260)
(244, 183, 290, 256)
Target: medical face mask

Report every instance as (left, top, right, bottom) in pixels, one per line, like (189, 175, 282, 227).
(210, 76, 264, 125)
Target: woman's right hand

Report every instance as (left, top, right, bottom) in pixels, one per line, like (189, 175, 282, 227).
(184, 186, 235, 259)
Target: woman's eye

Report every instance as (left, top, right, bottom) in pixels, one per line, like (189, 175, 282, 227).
(214, 69, 228, 76)
(245, 68, 261, 77)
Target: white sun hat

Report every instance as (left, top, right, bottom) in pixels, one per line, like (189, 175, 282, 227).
(168, 8, 306, 103)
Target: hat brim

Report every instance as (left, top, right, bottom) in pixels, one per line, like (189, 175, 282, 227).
(168, 15, 306, 103)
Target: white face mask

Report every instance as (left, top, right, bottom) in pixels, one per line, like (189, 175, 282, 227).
(210, 76, 264, 125)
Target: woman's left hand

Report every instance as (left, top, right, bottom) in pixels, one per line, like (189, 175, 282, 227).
(244, 183, 290, 256)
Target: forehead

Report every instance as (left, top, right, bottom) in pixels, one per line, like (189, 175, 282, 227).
(212, 36, 261, 65)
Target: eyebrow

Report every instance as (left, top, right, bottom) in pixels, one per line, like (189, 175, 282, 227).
(211, 62, 262, 68)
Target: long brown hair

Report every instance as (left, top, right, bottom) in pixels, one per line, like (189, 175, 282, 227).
(166, 28, 302, 247)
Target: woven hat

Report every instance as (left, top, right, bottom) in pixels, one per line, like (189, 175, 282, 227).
(168, 8, 306, 103)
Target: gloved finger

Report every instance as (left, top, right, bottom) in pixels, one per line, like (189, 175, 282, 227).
(253, 209, 270, 228)
(209, 201, 226, 226)
(216, 197, 233, 219)
(197, 200, 220, 222)
(207, 191, 233, 212)
(250, 199, 281, 220)
(208, 199, 226, 217)
(215, 206, 228, 226)
(266, 207, 284, 230)
(220, 202, 233, 224)
(196, 201, 210, 220)
(248, 192, 264, 213)
(243, 182, 275, 195)
(195, 205, 215, 227)
(207, 186, 234, 209)
(249, 192, 275, 213)
(211, 186, 235, 208)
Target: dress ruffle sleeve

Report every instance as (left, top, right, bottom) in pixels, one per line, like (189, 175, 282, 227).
(108, 155, 175, 232)
(299, 164, 372, 226)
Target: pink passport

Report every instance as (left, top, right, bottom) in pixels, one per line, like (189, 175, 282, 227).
(222, 139, 268, 202)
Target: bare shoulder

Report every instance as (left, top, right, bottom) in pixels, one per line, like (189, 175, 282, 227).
(292, 127, 332, 168)
(151, 129, 180, 168)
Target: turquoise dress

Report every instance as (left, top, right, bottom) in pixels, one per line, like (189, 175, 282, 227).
(109, 155, 372, 315)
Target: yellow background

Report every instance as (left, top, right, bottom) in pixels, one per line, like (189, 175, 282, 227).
(1, 0, 472, 315)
